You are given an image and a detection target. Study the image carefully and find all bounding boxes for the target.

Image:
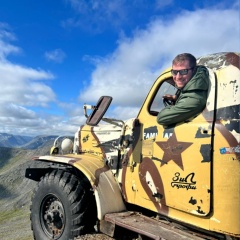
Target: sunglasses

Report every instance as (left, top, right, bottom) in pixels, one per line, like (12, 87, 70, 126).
(171, 67, 194, 76)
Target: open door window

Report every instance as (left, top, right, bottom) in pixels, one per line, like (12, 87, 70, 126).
(149, 78, 177, 115)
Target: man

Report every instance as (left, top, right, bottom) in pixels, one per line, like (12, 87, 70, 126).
(157, 53, 209, 127)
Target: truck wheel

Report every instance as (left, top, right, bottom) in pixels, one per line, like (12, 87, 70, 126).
(30, 169, 96, 240)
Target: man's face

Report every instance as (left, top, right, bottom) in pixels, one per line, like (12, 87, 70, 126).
(172, 60, 194, 89)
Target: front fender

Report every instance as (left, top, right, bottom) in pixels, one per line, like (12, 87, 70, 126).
(27, 154, 126, 220)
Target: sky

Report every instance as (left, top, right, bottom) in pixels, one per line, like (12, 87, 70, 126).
(0, 0, 239, 137)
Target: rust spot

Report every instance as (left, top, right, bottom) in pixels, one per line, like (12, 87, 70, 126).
(69, 159, 78, 164)
(226, 53, 240, 69)
(94, 165, 110, 186)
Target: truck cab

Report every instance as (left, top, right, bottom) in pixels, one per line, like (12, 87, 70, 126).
(118, 52, 240, 238)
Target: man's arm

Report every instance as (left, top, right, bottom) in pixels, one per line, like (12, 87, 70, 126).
(157, 92, 207, 126)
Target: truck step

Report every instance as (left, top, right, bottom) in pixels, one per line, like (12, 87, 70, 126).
(103, 211, 204, 240)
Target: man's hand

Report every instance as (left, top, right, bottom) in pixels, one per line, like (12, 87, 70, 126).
(163, 94, 176, 101)
(162, 94, 176, 106)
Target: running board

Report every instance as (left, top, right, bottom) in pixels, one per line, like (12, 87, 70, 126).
(101, 211, 204, 240)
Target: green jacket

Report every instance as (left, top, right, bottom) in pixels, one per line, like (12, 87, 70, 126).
(157, 66, 209, 126)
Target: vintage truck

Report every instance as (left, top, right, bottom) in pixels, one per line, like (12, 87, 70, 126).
(25, 52, 240, 240)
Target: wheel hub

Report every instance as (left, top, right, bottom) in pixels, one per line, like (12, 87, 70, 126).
(41, 195, 65, 239)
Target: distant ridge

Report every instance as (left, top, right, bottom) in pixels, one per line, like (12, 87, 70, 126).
(0, 133, 58, 149)
(20, 135, 58, 150)
(0, 133, 33, 148)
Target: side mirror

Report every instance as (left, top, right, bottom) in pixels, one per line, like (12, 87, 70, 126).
(84, 96, 112, 126)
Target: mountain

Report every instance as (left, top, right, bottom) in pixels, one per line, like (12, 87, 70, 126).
(0, 133, 59, 150)
(20, 135, 58, 150)
(0, 133, 33, 148)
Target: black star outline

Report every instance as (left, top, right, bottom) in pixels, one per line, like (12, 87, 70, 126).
(156, 132, 192, 170)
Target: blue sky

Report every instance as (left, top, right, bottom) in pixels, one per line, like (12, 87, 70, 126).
(0, 0, 239, 136)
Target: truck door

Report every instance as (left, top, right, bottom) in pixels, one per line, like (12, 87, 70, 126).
(133, 70, 216, 216)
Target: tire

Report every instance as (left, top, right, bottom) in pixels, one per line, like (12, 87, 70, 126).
(30, 169, 97, 240)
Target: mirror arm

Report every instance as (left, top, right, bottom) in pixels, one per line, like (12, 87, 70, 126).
(102, 118, 124, 128)
(83, 104, 96, 118)
(102, 118, 126, 148)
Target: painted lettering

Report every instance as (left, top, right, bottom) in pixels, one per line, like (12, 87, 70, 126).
(144, 132, 158, 139)
(163, 132, 173, 139)
(171, 172, 197, 190)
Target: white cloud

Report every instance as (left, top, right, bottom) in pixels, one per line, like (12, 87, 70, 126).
(0, 23, 20, 60)
(156, 0, 173, 9)
(109, 106, 141, 120)
(64, 0, 175, 32)
(63, 0, 127, 32)
(0, 41, 78, 136)
(0, 24, 59, 136)
(44, 49, 66, 63)
(79, 7, 240, 122)
(0, 23, 16, 40)
(0, 104, 36, 119)
(0, 61, 55, 106)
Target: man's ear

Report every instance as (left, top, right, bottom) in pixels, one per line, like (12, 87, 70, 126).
(192, 66, 197, 75)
